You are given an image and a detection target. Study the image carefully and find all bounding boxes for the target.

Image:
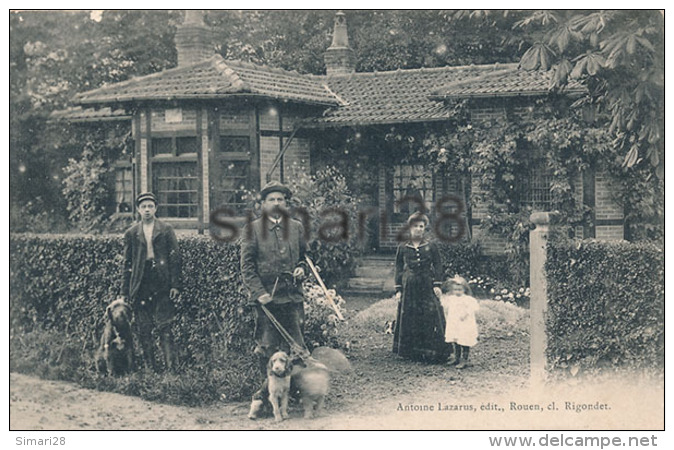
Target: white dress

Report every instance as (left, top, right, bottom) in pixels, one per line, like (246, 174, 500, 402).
(441, 294, 479, 347)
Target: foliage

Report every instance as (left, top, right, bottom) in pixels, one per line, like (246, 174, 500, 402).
(546, 239, 664, 374)
(10, 196, 70, 234)
(286, 165, 363, 289)
(302, 282, 346, 350)
(437, 241, 529, 306)
(61, 146, 110, 232)
(437, 241, 483, 280)
(60, 126, 132, 232)
(9, 233, 344, 405)
(513, 10, 664, 178)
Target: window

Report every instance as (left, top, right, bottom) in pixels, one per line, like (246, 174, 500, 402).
(151, 136, 199, 218)
(220, 136, 250, 154)
(152, 138, 172, 156)
(392, 164, 434, 215)
(520, 170, 553, 211)
(214, 136, 253, 212)
(152, 162, 198, 218)
(176, 136, 199, 155)
(114, 165, 133, 213)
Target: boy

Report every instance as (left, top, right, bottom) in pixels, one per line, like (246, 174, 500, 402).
(121, 192, 181, 371)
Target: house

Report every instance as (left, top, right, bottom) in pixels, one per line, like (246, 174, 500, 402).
(60, 10, 625, 253)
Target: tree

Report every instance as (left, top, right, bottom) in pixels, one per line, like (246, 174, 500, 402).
(514, 10, 664, 179)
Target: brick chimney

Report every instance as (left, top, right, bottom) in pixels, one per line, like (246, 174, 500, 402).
(174, 10, 213, 67)
(324, 11, 356, 77)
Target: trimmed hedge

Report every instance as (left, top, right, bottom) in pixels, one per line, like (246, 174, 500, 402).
(546, 239, 664, 372)
(9, 233, 342, 405)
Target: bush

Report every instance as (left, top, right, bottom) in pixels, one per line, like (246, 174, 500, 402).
(286, 165, 362, 289)
(437, 241, 529, 306)
(9, 233, 345, 405)
(546, 239, 664, 374)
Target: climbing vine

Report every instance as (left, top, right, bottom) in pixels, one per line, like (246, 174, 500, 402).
(378, 97, 662, 283)
(61, 127, 132, 232)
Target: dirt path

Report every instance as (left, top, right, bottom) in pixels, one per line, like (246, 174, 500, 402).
(9, 297, 664, 431)
(9, 369, 663, 431)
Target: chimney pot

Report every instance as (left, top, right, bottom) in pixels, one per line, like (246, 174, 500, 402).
(175, 10, 213, 67)
(325, 10, 356, 77)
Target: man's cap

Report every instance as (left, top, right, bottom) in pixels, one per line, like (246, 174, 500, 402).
(260, 181, 292, 200)
(136, 192, 158, 206)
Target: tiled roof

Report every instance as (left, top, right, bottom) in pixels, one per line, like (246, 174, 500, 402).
(315, 63, 587, 127)
(49, 106, 131, 122)
(73, 55, 343, 107)
(314, 63, 517, 127)
(69, 58, 587, 127)
(430, 67, 586, 99)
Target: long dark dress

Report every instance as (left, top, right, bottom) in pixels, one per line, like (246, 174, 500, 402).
(392, 240, 448, 363)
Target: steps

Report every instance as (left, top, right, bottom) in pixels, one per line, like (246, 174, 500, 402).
(342, 255, 396, 298)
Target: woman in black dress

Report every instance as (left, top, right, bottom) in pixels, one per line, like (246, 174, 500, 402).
(392, 212, 448, 363)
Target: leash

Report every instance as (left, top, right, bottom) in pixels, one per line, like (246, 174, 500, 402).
(260, 276, 310, 360)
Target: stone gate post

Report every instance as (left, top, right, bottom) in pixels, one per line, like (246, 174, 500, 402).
(529, 212, 557, 385)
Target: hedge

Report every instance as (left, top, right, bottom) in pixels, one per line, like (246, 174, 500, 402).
(9, 233, 343, 405)
(546, 239, 664, 373)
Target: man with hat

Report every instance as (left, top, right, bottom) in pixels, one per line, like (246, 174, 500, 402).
(240, 181, 308, 419)
(120, 192, 181, 372)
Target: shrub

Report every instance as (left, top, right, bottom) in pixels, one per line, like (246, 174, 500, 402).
(437, 241, 529, 305)
(546, 239, 664, 374)
(286, 165, 363, 289)
(62, 147, 111, 232)
(302, 281, 346, 350)
(437, 241, 483, 279)
(10, 233, 345, 405)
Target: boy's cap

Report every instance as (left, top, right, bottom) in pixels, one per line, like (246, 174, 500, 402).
(260, 181, 292, 200)
(136, 192, 158, 206)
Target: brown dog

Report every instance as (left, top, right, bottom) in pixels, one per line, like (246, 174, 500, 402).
(96, 298, 134, 376)
(291, 357, 330, 419)
(267, 351, 292, 422)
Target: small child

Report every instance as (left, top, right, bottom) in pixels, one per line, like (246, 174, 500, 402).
(441, 275, 479, 369)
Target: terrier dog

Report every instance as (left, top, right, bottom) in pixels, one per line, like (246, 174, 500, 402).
(267, 351, 293, 422)
(96, 298, 134, 376)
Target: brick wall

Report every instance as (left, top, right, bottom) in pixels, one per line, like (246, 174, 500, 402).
(218, 107, 251, 131)
(257, 110, 311, 188)
(259, 136, 281, 186)
(151, 108, 198, 132)
(594, 169, 624, 240)
(282, 137, 311, 182)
